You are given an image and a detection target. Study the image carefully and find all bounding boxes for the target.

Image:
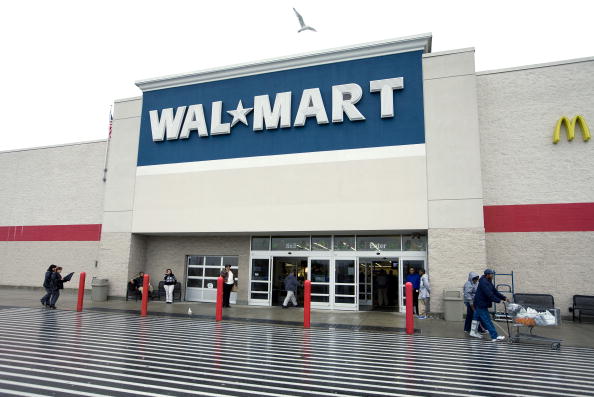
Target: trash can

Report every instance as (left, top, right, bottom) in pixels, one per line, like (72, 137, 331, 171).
(443, 290, 463, 321)
(91, 278, 109, 301)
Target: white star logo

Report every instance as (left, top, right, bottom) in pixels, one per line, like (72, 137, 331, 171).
(227, 100, 253, 128)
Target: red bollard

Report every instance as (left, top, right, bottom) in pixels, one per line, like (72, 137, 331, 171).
(140, 274, 150, 317)
(76, 272, 86, 312)
(216, 276, 223, 321)
(405, 281, 414, 335)
(304, 280, 311, 329)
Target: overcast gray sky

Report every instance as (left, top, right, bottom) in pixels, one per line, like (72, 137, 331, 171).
(1, 0, 592, 151)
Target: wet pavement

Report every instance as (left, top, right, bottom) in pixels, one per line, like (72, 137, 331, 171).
(1, 306, 594, 397)
(2, 286, 594, 348)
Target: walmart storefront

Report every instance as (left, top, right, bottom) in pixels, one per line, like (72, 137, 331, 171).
(129, 35, 433, 311)
(3, 33, 592, 315)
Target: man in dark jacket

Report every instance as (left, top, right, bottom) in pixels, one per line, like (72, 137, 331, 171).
(282, 271, 299, 308)
(470, 269, 507, 341)
(40, 265, 56, 307)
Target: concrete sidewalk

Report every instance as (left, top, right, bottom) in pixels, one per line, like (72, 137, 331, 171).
(3, 286, 593, 348)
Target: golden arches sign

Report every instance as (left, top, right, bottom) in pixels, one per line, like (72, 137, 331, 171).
(553, 115, 591, 144)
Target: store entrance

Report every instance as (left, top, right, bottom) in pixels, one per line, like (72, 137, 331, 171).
(272, 257, 307, 306)
(358, 258, 400, 312)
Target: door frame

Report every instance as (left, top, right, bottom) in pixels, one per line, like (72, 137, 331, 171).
(308, 257, 332, 309)
(248, 255, 272, 306)
(400, 256, 427, 312)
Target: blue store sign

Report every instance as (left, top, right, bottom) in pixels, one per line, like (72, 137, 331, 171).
(138, 50, 425, 166)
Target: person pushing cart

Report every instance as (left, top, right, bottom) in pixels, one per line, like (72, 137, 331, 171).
(470, 269, 508, 341)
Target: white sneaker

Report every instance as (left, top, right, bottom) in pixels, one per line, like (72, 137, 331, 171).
(492, 335, 506, 342)
(469, 331, 482, 339)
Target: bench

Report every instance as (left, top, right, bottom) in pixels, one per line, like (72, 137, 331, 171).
(513, 293, 555, 311)
(157, 281, 183, 302)
(125, 282, 141, 301)
(126, 282, 159, 301)
(573, 295, 594, 322)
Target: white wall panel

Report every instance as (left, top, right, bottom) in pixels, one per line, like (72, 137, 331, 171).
(132, 151, 428, 233)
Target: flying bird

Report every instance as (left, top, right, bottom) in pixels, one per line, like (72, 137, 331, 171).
(293, 8, 317, 33)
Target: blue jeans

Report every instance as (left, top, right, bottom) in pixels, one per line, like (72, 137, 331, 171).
(49, 289, 60, 306)
(473, 307, 497, 339)
(41, 288, 52, 304)
(464, 302, 486, 332)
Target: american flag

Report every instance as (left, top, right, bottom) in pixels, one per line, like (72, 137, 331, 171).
(108, 109, 113, 139)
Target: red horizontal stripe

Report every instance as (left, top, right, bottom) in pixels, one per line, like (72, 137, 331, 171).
(0, 224, 102, 241)
(484, 203, 594, 232)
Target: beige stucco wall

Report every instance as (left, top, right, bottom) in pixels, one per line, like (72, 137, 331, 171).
(422, 49, 487, 313)
(96, 97, 143, 297)
(477, 58, 594, 315)
(0, 141, 106, 225)
(0, 141, 106, 289)
(478, 58, 594, 206)
(428, 228, 487, 313)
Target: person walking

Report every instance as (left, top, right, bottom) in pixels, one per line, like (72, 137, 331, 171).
(282, 271, 299, 308)
(463, 272, 486, 335)
(222, 265, 234, 308)
(376, 270, 389, 307)
(163, 269, 177, 304)
(470, 269, 507, 341)
(40, 265, 56, 307)
(418, 268, 430, 319)
(405, 267, 421, 315)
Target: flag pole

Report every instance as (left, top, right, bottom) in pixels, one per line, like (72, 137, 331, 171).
(102, 105, 113, 182)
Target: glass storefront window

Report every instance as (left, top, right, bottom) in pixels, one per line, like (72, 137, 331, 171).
(335, 285, 355, 295)
(311, 236, 332, 251)
(186, 255, 239, 293)
(271, 236, 310, 251)
(251, 236, 270, 250)
(335, 260, 355, 283)
(356, 235, 401, 251)
(250, 282, 268, 292)
(187, 279, 202, 288)
(187, 267, 203, 277)
(334, 236, 356, 251)
(205, 267, 222, 277)
(223, 256, 238, 267)
(251, 259, 269, 281)
(188, 256, 204, 266)
(310, 259, 330, 282)
(402, 234, 427, 251)
(205, 256, 221, 266)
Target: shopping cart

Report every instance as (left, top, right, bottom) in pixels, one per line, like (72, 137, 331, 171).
(505, 293, 562, 350)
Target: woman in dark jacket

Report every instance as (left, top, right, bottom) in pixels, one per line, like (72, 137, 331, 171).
(40, 265, 57, 307)
(48, 267, 68, 309)
(163, 269, 177, 304)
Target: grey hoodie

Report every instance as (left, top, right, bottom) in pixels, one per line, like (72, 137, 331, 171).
(463, 272, 480, 303)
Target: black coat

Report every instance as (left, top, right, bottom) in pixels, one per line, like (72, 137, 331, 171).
(43, 271, 53, 288)
(49, 272, 63, 291)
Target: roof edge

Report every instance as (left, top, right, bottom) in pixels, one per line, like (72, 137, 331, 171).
(477, 55, 594, 75)
(135, 33, 432, 92)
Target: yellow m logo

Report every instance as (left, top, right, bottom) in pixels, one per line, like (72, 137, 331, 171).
(553, 115, 591, 144)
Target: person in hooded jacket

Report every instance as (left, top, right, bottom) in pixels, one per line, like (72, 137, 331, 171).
(40, 265, 57, 307)
(463, 272, 486, 334)
(470, 269, 507, 341)
(418, 268, 430, 319)
(163, 269, 177, 304)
